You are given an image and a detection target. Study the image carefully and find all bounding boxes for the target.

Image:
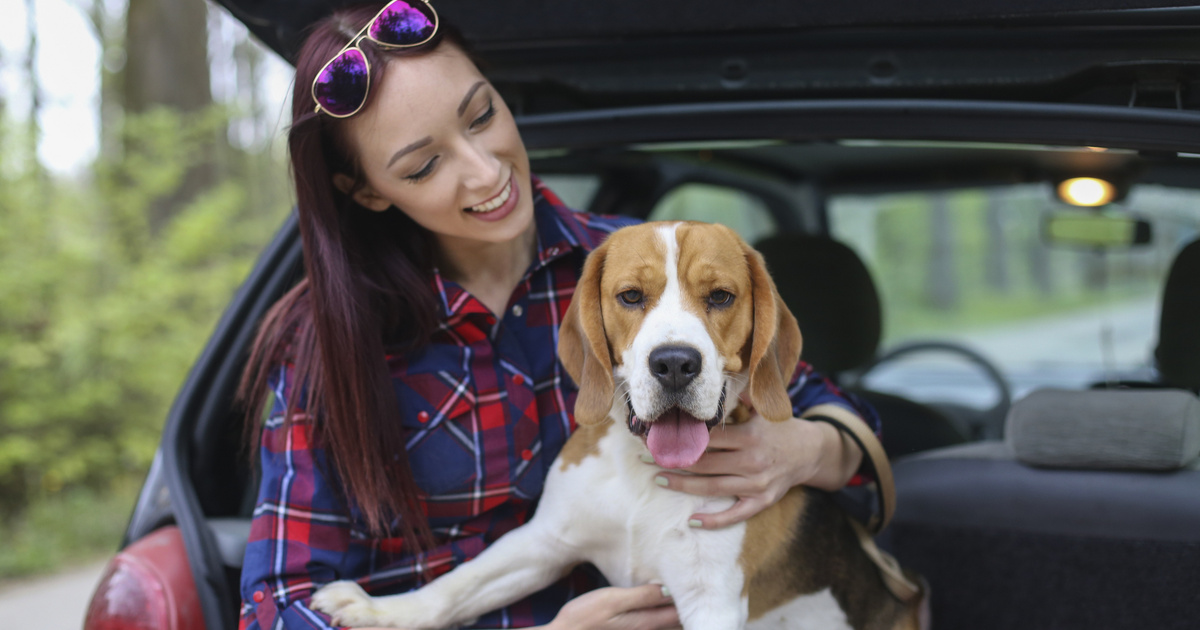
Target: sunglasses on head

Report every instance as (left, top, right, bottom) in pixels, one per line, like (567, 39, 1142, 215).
(311, 0, 440, 118)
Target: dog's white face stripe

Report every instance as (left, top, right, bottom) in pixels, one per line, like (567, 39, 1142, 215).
(616, 223, 729, 423)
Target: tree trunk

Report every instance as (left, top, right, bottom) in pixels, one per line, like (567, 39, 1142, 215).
(123, 0, 218, 232)
(86, 0, 125, 163)
(124, 0, 212, 113)
(925, 192, 959, 310)
(24, 0, 43, 177)
(984, 189, 1010, 292)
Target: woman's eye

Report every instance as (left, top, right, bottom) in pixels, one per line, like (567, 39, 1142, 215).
(470, 101, 496, 129)
(406, 156, 438, 182)
(618, 289, 643, 306)
(708, 290, 734, 307)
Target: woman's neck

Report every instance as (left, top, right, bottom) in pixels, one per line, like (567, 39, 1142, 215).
(435, 220, 538, 317)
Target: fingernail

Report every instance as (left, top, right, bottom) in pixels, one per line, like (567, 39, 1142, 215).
(688, 518, 703, 528)
(654, 476, 669, 487)
(640, 453, 655, 464)
(660, 585, 671, 598)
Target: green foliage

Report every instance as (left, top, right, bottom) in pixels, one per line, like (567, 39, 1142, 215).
(0, 479, 140, 579)
(832, 187, 1167, 343)
(0, 105, 289, 548)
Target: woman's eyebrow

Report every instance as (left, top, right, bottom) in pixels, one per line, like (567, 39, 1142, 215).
(458, 80, 487, 116)
(387, 136, 433, 168)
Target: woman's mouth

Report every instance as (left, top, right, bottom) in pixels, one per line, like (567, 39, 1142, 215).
(465, 175, 515, 215)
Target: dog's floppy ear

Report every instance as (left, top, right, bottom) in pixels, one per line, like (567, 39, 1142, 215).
(558, 240, 615, 426)
(744, 244, 803, 422)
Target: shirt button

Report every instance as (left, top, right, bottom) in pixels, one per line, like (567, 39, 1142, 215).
(253, 591, 265, 603)
(511, 304, 524, 317)
(521, 449, 534, 461)
(417, 411, 430, 423)
(513, 374, 525, 386)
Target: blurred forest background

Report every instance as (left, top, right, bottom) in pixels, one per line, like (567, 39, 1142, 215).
(0, 0, 291, 577)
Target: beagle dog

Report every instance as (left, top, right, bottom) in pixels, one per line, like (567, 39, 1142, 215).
(313, 222, 922, 630)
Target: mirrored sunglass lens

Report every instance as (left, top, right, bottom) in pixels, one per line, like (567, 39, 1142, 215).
(369, 0, 436, 46)
(314, 48, 368, 116)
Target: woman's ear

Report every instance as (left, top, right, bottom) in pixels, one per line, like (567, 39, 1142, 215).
(332, 173, 391, 212)
(558, 240, 616, 426)
(744, 244, 803, 422)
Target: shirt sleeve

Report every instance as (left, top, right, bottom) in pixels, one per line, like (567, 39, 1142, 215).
(239, 366, 364, 630)
(786, 361, 882, 486)
(786, 360, 881, 437)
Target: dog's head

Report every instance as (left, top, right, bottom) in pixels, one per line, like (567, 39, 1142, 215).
(558, 222, 802, 468)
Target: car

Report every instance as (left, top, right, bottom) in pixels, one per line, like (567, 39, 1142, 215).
(85, 1, 1200, 629)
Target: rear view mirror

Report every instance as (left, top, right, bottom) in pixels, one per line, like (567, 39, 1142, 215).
(1043, 211, 1152, 249)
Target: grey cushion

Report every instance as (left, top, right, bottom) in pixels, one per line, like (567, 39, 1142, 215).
(1005, 388, 1200, 471)
(890, 452, 1200, 542)
(207, 517, 252, 567)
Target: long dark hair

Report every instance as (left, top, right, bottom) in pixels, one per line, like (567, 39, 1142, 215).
(239, 4, 461, 547)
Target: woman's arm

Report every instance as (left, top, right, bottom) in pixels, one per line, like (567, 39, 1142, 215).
(240, 370, 364, 630)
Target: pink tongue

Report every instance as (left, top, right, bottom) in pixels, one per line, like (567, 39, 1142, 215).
(646, 409, 710, 469)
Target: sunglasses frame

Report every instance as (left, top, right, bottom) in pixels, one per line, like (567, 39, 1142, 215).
(311, 0, 440, 119)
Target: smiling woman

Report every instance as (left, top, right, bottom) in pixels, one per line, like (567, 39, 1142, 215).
(232, 2, 878, 629)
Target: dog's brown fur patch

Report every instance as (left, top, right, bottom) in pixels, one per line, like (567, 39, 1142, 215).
(558, 419, 612, 470)
(739, 486, 809, 614)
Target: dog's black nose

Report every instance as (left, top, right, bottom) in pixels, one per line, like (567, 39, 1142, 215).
(649, 345, 702, 392)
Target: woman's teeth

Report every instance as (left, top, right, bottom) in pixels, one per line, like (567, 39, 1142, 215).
(467, 179, 512, 213)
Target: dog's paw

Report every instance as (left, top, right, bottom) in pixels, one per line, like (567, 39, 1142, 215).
(311, 580, 390, 628)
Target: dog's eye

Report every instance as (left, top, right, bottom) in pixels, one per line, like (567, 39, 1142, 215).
(618, 289, 643, 306)
(708, 290, 734, 307)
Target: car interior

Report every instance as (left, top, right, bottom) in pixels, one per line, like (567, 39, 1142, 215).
(124, 137, 1199, 629)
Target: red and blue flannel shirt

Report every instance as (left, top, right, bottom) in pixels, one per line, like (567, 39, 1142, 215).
(239, 178, 881, 630)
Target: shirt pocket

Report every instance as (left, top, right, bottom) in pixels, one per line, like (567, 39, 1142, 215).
(396, 370, 479, 500)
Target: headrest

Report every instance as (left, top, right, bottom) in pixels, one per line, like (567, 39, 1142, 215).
(1156, 239, 1200, 391)
(1006, 388, 1200, 471)
(754, 234, 881, 374)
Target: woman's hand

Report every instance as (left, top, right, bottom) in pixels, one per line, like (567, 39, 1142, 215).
(350, 585, 678, 630)
(652, 411, 861, 530)
(546, 584, 681, 630)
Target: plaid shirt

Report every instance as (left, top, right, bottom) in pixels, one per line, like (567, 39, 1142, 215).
(239, 179, 881, 630)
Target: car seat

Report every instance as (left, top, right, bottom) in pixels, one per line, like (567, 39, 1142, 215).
(754, 233, 967, 457)
(1155, 238, 1200, 392)
(885, 388, 1200, 630)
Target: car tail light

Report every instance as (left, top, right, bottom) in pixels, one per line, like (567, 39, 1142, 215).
(84, 526, 205, 630)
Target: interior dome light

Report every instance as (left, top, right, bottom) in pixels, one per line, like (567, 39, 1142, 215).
(1058, 177, 1116, 207)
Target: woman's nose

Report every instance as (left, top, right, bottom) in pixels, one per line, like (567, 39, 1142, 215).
(460, 136, 502, 190)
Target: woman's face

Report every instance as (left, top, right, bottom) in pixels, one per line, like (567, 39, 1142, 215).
(338, 43, 534, 248)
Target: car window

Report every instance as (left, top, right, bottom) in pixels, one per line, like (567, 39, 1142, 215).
(649, 183, 777, 244)
(538, 174, 601, 213)
(829, 183, 1200, 405)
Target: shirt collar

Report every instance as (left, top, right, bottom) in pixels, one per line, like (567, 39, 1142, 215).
(430, 175, 595, 321)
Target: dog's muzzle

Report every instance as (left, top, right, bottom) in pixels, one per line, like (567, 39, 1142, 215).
(626, 383, 727, 436)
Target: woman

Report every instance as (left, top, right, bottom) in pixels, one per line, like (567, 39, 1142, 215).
(237, 2, 881, 629)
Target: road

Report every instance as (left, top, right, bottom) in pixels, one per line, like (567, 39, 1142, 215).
(0, 560, 108, 629)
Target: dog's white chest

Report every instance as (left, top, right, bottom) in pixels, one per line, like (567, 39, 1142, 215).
(542, 425, 753, 628)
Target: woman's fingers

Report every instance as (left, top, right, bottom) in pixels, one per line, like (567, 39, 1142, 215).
(612, 583, 674, 609)
(655, 471, 752, 497)
(704, 421, 758, 450)
(677, 449, 741, 474)
(619, 603, 681, 630)
(685, 496, 766, 530)
(553, 584, 678, 630)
